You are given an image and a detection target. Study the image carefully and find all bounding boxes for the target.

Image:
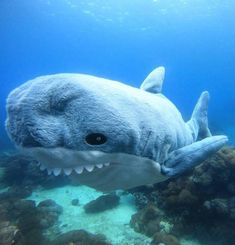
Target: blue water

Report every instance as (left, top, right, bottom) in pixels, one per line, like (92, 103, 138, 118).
(0, 0, 235, 150)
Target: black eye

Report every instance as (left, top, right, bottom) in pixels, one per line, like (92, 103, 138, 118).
(85, 133, 107, 145)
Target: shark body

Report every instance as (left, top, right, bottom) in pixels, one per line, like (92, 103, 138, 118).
(6, 67, 227, 191)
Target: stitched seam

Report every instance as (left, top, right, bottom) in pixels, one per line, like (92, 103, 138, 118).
(141, 130, 153, 155)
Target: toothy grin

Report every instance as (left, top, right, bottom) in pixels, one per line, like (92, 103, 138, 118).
(38, 162, 111, 176)
(19, 146, 167, 191)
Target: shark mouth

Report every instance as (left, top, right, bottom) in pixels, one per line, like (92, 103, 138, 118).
(19, 147, 167, 191)
(19, 146, 163, 175)
(20, 147, 119, 176)
(38, 161, 111, 176)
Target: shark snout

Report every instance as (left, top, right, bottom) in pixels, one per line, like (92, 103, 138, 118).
(7, 109, 66, 148)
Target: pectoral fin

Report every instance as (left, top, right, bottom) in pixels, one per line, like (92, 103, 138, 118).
(161, 135, 228, 177)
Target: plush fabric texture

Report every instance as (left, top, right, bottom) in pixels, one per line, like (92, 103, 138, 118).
(5, 67, 228, 191)
(6, 71, 193, 157)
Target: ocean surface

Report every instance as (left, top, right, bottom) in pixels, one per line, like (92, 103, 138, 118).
(0, 1, 235, 245)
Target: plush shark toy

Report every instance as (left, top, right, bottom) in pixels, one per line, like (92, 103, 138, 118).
(6, 67, 228, 191)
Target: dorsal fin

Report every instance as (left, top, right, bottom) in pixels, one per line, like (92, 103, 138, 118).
(140, 66, 165, 93)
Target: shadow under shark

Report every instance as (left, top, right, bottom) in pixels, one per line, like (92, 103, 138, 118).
(5, 67, 228, 191)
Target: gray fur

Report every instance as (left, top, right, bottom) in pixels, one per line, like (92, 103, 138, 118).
(5, 67, 228, 191)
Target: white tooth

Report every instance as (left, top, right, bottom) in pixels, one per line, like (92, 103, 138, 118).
(96, 163, 103, 168)
(85, 165, 95, 172)
(104, 162, 110, 167)
(75, 166, 84, 174)
(53, 168, 61, 176)
(40, 164, 46, 171)
(47, 169, 52, 175)
(64, 168, 72, 175)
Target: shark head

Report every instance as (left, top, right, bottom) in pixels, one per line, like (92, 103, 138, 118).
(6, 71, 167, 191)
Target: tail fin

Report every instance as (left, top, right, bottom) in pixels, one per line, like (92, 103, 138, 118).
(187, 91, 212, 141)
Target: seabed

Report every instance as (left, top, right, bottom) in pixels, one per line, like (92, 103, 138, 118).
(27, 185, 201, 245)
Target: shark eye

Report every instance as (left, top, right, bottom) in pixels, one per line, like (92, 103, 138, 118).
(85, 133, 107, 145)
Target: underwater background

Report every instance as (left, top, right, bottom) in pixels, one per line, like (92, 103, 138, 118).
(1, 0, 235, 149)
(0, 1, 235, 245)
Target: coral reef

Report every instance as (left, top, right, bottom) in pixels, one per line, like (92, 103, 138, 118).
(0, 191, 62, 244)
(0, 198, 45, 245)
(84, 193, 120, 213)
(71, 198, 80, 206)
(129, 203, 180, 244)
(0, 221, 22, 245)
(130, 204, 163, 236)
(37, 199, 63, 229)
(151, 232, 180, 245)
(49, 230, 112, 245)
(130, 147, 235, 245)
(1, 146, 235, 244)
